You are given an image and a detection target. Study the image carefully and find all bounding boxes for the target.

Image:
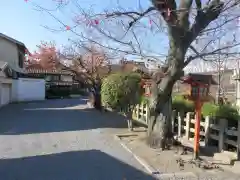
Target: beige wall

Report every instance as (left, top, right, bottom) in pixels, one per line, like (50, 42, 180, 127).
(0, 37, 19, 69)
(61, 75, 73, 82)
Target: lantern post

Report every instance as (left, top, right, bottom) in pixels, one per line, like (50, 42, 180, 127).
(194, 86, 201, 159)
(181, 74, 217, 160)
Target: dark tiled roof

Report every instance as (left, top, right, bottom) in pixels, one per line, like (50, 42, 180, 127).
(26, 68, 73, 75)
(26, 62, 73, 75)
(182, 73, 218, 85)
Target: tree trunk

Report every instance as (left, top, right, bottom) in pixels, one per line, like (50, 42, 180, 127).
(124, 108, 134, 131)
(88, 80, 102, 111)
(93, 92, 102, 111)
(127, 119, 133, 131)
(147, 0, 224, 150)
(93, 83, 102, 111)
(147, 97, 173, 150)
(146, 59, 183, 150)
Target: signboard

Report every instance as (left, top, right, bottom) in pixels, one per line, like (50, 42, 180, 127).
(144, 59, 161, 72)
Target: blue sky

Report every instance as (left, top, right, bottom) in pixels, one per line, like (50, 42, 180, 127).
(0, 0, 167, 56)
(1, 0, 238, 71)
(0, 0, 75, 52)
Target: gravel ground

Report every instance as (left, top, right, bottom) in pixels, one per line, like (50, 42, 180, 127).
(119, 130, 240, 180)
(0, 99, 155, 180)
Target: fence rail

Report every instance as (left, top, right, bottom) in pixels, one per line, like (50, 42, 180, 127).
(132, 103, 149, 125)
(132, 103, 240, 157)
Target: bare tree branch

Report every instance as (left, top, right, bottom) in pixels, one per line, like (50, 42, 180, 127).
(188, 0, 224, 44)
(178, 0, 193, 29)
(184, 42, 240, 67)
(106, 7, 156, 29)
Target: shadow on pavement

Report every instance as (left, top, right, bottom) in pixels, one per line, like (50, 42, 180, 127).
(0, 98, 129, 135)
(0, 149, 156, 180)
(4, 98, 89, 110)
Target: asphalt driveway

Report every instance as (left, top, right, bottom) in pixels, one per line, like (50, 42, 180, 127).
(0, 98, 155, 180)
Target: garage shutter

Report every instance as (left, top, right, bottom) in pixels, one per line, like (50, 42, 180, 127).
(1, 83, 11, 105)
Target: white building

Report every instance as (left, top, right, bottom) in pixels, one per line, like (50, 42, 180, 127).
(0, 33, 45, 107)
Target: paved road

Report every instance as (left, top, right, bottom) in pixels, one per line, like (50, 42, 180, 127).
(0, 99, 155, 180)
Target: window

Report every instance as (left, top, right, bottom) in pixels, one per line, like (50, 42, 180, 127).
(45, 75, 60, 81)
(191, 86, 199, 97)
(18, 51, 24, 68)
(52, 75, 60, 81)
(45, 75, 51, 81)
(224, 85, 236, 93)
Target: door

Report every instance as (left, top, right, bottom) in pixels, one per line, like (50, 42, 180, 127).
(1, 83, 11, 105)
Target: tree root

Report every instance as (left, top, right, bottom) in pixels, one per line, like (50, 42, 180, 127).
(176, 157, 222, 171)
(147, 132, 173, 150)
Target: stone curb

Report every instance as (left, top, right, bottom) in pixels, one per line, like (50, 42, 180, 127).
(114, 134, 159, 176)
(114, 134, 197, 179)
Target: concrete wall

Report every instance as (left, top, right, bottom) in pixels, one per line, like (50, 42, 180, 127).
(0, 37, 19, 69)
(12, 78, 45, 102)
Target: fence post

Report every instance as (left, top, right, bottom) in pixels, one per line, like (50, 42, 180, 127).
(141, 103, 144, 119)
(145, 104, 150, 125)
(204, 116, 210, 146)
(218, 118, 227, 152)
(172, 110, 176, 133)
(136, 104, 139, 121)
(178, 111, 184, 138)
(237, 120, 240, 160)
(185, 112, 191, 140)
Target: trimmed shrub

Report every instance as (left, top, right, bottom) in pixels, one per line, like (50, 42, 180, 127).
(201, 102, 239, 121)
(140, 95, 149, 105)
(201, 102, 217, 117)
(215, 105, 239, 121)
(172, 95, 239, 121)
(101, 72, 142, 110)
(172, 95, 194, 113)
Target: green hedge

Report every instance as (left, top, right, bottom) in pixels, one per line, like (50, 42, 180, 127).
(202, 103, 239, 121)
(101, 72, 142, 110)
(140, 95, 149, 105)
(173, 95, 239, 121)
(172, 95, 194, 113)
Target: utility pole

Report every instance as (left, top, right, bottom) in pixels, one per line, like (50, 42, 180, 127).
(216, 38, 225, 104)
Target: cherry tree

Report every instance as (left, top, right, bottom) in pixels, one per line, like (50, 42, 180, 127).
(27, 41, 59, 70)
(28, 40, 111, 110)
(31, 0, 240, 149)
(60, 43, 111, 110)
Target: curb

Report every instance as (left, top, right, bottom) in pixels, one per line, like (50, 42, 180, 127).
(114, 134, 198, 179)
(114, 134, 160, 176)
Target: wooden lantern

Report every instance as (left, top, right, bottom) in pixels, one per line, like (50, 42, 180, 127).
(181, 73, 217, 160)
(143, 80, 151, 97)
(182, 73, 217, 102)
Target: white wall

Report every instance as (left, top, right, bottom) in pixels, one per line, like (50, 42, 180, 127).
(0, 37, 19, 69)
(12, 78, 45, 102)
